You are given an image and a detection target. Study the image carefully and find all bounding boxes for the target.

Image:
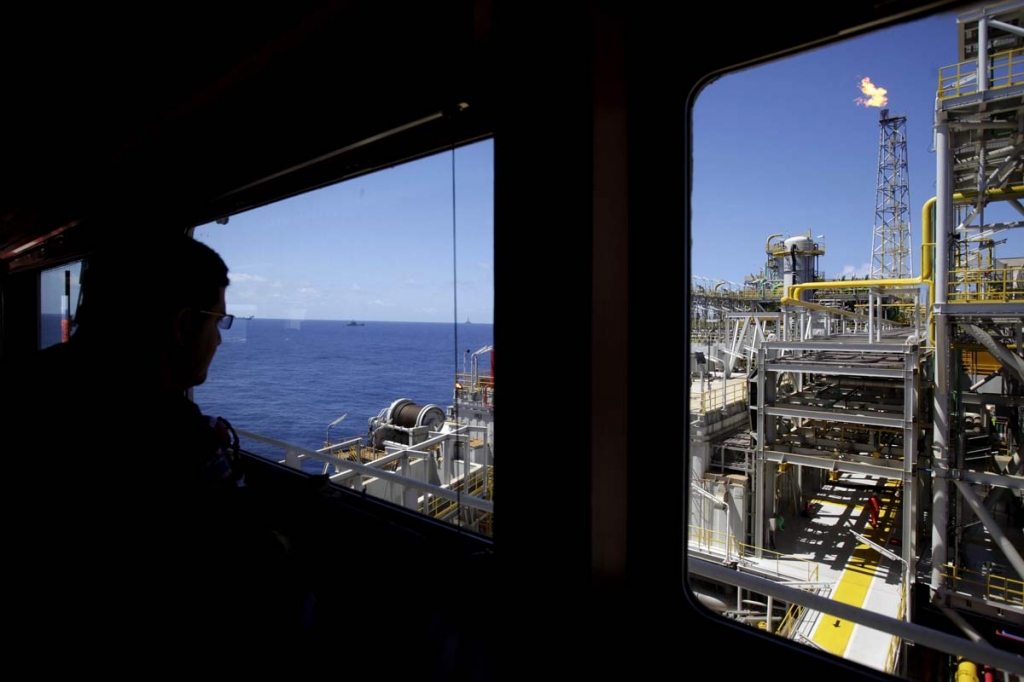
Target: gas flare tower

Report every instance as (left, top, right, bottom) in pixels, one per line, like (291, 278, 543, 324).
(871, 108, 914, 279)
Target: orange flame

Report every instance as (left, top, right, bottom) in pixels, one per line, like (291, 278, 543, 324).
(855, 77, 888, 107)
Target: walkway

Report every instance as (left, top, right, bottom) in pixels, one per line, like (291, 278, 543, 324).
(691, 473, 906, 673)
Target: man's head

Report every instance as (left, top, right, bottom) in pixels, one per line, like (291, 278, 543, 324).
(176, 282, 229, 388)
(75, 233, 230, 390)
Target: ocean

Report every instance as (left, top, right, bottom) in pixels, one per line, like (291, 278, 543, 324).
(41, 315, 494, 463)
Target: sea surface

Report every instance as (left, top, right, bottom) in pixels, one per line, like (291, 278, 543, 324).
(42, 316, 493, 463)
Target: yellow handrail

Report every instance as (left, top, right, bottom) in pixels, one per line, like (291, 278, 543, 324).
(938, 48, 1024, 100)
(776, 599, 804, 638)
(455, 371, 493, 388)
(947, 265, 1024, 303)
(697, 382, 748, 414)
(939, 563, 1024, 607)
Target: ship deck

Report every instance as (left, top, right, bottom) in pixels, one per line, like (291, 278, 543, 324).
(688, 358, 910, 673)
(688, 471, 907, 672)
(687, 341, 1024, 674)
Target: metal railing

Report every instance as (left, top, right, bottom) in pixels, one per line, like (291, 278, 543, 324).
(239, 428, 495, 537)
(688, 520, 823, 638)
(455, 370, 493, 388)
(691, 287, 782, 300)
(775, 598, 808, 639)
(697, 381, 748, 415)
(687, 523, 742, 559)
(939, 48, 1024, 100)
(947, 266, 1024, 303)
(694, 559, 1024, 675)
(938, 563, 1024, 607)
(687, 524, 821, 583)
(883, 580, 908, 674)
(454, 370, 494, 408)
(423, 465, 492, 517)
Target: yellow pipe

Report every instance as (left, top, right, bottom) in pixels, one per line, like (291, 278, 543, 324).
(955, 659, 979, 682)
(952, 184, 1024, 204)
(922, 197, 934, 282)
(782, 197, 936, 343)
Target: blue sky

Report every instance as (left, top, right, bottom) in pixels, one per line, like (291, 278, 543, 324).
(41, 141, 494, 322)
(692, 8, 1023, 289)
(192, 139, 494, 323)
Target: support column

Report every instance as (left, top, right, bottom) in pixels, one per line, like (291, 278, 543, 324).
(979, 17, 989, 94)
(903, 345, 919, 622)
(932, 115, 952, 597)
(755, 346, 767, 557)
(868, 291, 874, 343)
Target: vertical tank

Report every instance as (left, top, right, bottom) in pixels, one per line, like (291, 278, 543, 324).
(779, 235, 819, 300)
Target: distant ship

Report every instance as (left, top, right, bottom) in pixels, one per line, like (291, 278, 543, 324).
(465, 317, 472, 324)
(347, 320, 365, 326)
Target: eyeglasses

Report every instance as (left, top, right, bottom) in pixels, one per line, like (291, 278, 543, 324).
(199, 310, 235, 330)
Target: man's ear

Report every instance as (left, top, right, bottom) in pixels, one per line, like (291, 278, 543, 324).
(172, 307, 193, 346)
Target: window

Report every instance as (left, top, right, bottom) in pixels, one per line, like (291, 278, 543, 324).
(39, 260, 82, 349)
(193, 139, 495, 537)
(689, 5, 1024, 679)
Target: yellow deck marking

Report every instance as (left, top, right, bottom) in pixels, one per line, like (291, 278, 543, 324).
(810, 481, 901, 657)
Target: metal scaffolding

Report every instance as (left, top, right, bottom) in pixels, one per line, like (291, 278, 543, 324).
(871, 110, 914, 280)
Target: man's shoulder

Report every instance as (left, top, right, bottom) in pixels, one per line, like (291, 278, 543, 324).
(156, 390, 205, 421)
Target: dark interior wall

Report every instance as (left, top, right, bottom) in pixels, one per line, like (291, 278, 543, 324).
(0, 0, 984, 676)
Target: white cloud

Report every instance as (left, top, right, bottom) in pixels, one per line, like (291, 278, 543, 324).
(230, 272, 268, 283)
(370, 299, 392, 307)
(840, 263, 873, 278)
(478, 262, 491, 271)
(350, 283, 362, 292)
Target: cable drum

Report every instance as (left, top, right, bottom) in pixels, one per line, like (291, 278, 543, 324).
(391, 400, 446, 429)
(370, 399, 447, 448)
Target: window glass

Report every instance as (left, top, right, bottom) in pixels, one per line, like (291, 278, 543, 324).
(39, 260, 82, 349)
(689, 6, 1023, 678)
(194, 139, 494, 536)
